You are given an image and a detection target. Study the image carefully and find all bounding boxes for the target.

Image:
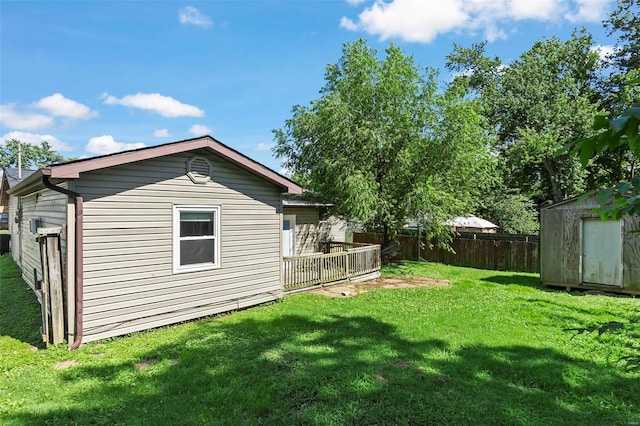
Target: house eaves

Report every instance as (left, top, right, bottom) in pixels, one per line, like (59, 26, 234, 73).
(9, 136, 303, 195)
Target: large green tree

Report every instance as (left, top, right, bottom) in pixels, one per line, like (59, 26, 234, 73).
(0, 139, 67, 169)
(274, 40, 493, 247)
(447, 30, 603, 205)
(572, 80, 639, 220)
(570, 1, 639, 220)
(587, 0, 640, 188)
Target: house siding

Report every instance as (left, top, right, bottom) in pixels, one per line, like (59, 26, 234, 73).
(283, 207, 321, 255)
(8, 194, 19, 261)
(17, 185, 68, 294)
(75, 151, 283, 342)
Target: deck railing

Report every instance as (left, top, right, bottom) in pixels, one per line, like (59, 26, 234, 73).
(283, 243, 381, 292)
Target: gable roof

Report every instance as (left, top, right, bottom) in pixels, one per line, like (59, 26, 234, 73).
(2, 168, 36, 188)
(9, 136, 303, 195)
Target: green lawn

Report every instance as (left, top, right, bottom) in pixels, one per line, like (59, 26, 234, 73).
(1, 254, 639, 425)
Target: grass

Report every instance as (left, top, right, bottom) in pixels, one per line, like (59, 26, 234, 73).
(1, 254, 639, 425)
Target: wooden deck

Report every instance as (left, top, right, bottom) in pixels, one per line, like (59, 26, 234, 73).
(283, 242, 381, 292)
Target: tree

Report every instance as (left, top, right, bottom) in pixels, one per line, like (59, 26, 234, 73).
(274, 40, 493, 247)
(0, 139, 67, 169)
(604, 0, 639, 81)
(569, 1, 639, 220)
(447, 30, 603, 205)
(571, 79, 640, 220)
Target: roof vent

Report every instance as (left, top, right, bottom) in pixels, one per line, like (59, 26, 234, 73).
(187, 156, 212, 184)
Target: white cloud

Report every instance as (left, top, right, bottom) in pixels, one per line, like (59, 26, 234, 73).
(506, 0, 559, 20)
(154, 128, 172, 138)
(485, 24, 507, 43)
(1, 130, 72, 152)
(592, 44, 615, 62)
(179, 6, 213, 28)
(102, 92, 204, 118)
(341, 0, 611, 43)
(340, 16, 359, 31)
(34, 93, 98, 119)
(0, 104, 53, 131)
(565, 0, 611, 22)
(343, 0, 468, 43)
(189, 124, 211, 136)
(85, 135, 146, 155)
(255, 142, 274, 152)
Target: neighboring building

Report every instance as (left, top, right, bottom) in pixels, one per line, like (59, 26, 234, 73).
(1, 168, 36, 213)
(540, 195, 640, 294)
(7, 136, 304, 345)
(1, 168, 36, 232)
(406, 215, 499, 233)
(445, 216, 498, 233)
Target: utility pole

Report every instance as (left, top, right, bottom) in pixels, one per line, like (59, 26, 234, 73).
(18, 141, 22, 179)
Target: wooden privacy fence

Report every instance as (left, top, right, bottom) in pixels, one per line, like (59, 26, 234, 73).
(354, 232, 539, 273)
(283, 243, 381, 292)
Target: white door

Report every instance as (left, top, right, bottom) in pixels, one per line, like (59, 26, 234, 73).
(582, 218, 622, 286)
(283, 215, 296, 257)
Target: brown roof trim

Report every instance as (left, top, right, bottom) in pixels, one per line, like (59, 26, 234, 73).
(283, 200, 333, 208)
(21, 136, 302, 194)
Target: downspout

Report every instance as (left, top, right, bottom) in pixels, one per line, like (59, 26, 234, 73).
(42, 175, 84, 350)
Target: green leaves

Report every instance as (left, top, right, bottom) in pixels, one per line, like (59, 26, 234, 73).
(447, 31, 602, 205)
(0, 139, 68, 169)
(274, 39, 492, 245)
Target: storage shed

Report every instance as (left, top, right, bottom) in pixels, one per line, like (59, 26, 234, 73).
(7, 136, 304, 346)
(540, 195, 640, 294)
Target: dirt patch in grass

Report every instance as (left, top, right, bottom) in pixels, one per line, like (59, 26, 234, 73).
(310, 275, 449, 298)
(53, 360, 77, 370)
(134, 359, 157, 370)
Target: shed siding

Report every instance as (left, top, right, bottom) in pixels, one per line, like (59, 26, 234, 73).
(18, 186, 68, 293)
(283, 207, 321, 255)
(622, 215, 640, 288)
(541, 196, 640, 292)
(75, 152, 283, 342)
(540, 209, 564, 284)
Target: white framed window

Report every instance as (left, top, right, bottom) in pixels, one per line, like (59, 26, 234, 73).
(173, 205, 220, 273)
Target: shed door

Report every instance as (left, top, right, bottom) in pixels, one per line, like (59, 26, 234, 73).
(283, 215, 296, 257)
(582, 219, 622, 286)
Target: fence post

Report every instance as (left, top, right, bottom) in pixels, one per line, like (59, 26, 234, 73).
(346, 250, 350, 279)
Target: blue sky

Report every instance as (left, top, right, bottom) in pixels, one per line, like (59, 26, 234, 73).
(1, 0, 616, 172)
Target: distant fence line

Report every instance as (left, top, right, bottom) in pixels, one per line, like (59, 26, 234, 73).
(353, 232, 539, 274)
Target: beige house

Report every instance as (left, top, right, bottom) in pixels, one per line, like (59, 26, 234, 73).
(7, 137, 308, 346)
(282, 200, 355, 257)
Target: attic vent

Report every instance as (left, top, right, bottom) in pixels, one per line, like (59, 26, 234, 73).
(187, 156, 212, 184)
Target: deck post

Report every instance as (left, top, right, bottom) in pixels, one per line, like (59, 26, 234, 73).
(345, 250, 350, 279)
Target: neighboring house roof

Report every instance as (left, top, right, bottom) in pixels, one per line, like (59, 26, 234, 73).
(445, 216, 498, 229)
(8, 136, 303, 195)
(2, 168, 36, 188)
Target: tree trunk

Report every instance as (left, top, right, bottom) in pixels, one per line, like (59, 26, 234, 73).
(542, 157, 565, 203)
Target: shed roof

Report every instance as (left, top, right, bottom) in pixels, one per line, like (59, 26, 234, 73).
(9, 136, 303, 195)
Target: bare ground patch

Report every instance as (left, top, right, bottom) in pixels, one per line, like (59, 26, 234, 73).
(310, 276, 449, 298)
